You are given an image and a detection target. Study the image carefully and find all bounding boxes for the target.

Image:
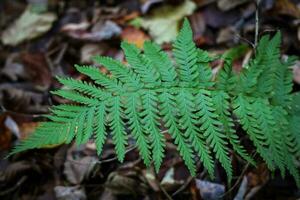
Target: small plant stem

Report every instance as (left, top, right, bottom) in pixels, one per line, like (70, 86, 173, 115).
(254, 0, 261, 50)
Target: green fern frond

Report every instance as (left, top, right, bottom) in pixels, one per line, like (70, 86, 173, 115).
(9, 19, 300, 186)
(173, 18, 199, 85)
(140, 90, 165, 172)
(143, 41, 177, 84)
(196, 89, 232, 181)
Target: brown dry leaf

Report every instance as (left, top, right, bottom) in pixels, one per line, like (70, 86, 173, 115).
(0, 115, 12, 150)
(19, 122, 39, 140)
(20, 52, 52, 90)
(247, 164, 269, 187)
(189, 12, 206, 43)
(121, 26, 150, 48)
(273, 0, 300, 18)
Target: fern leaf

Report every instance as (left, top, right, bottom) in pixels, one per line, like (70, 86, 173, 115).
(197, 49, 214, 86)
(93, 56, 142, 91)
(251, 99, 285, 174)
(212, 90, 255, 166)
(107, 96, 127, 162)
(143, 41, 177, 84)
(140, 90, 165, 172)
(51, 90, 99, 105)
(124, 93, 151, 166)
(176, 89, 215, 178)
(94, 103, 107, 156)
(82, 106, 96, 143)
(57, 77, 110, 100)
(173, 18, 199, 85)
(75, 64, 124, 93)
(121, 41, 160, 87)
(196, 89, 233, 181)
(159, 91, 196, 175)
(233, 95, 275, 170)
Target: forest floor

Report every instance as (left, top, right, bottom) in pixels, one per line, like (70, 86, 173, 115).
(0, 0, 300, 199)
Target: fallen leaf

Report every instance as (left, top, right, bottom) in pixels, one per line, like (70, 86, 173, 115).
(54, 186, 87, 200)
(292, 60, 300, 84)
(64, 156, 97, 184)
(0, 115, 12, 150)
(20, 52, 52, 90)
(1, 6, 57, 46)
(195, 179, 225, 200)
(202, 5, 240, 28)
(19, 122, 39, 140)
(272, 0, 300, 18)
(189, 12, 206, 43)
(1, 53, 27, 81)
(61, 20, 121, 41)
(216, 27, 236, 44)
(140, 0, 196, 44)
(217, 0, 249, 11)
(80, 43, 108, 63)
(121, 26, 150, 48)
(106, 170, 149, 195)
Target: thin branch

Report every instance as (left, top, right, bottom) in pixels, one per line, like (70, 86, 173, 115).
(254, 0, 261, 50)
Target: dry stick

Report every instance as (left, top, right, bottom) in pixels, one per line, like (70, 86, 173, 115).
(254, 0, 261, 51)
(219, 152, 257, 198)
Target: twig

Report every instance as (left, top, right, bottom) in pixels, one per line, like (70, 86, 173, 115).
(0, 176, 27, 196)
(172, 176, 193, 196)
(219, 152, 257, 198)
(254, 0, 261, 50)
(159, 182, 173, 200)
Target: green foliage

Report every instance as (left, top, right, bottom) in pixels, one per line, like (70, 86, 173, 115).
(9, 19, 300, 186)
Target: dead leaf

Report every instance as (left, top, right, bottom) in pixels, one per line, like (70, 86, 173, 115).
(189, 12, 206, 43)
(19, 122, 39, 140)
(1, 6, 57, 46)
(217, 0, 249, 11)
(0, 85, 48, 113)
(64, 156, 97, 184)
(20, 52, 52, 90)
(61, 20, 121, 41)
(0, 115, 12, 150)
(195, 179, 225, 200)
(140, 0, 196, 44)
(80, 43, 108, 63)
(202, 5, 240, 28)
(216, 27, 237, 44)
(292, 60, 300, 84)
(54, 186, 86, 200)
(121, 26, 150, 48)
(273, 0, 300, 18)
(1, 53, 27, 81)
(106, 170, 149, 195)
